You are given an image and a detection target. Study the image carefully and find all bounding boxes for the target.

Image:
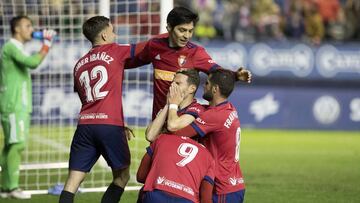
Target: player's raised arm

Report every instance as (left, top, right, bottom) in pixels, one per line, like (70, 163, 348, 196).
(145, 105, 169, 142)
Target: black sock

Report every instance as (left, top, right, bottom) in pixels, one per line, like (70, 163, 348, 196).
(59, 190, 75, 203)
(101, 183, 124, 203)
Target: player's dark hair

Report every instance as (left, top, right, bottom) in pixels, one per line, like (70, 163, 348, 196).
(209, 69, 236, 98)
(82, 16, 110, 43)
(167, 7, 199, 28)
(177, 69, 200, 93)
(10, 16, 31, 35)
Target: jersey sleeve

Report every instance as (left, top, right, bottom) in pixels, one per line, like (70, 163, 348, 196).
(203, 158, 215, 185)
(193, 46, 220, 73)
(6, 43, 42, 69)
(124, 40, 152, 69)
(190, 110, 219, 137)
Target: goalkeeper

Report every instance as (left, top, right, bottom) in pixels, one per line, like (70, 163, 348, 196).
(0, 16, 56, 199)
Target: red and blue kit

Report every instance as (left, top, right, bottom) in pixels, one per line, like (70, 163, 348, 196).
(177, 99, 205, 118)
(190, 101, 245, 195)
(73, 43, 135, 126)
(143, 134, 215, 203)
(132, 35, 220, 118)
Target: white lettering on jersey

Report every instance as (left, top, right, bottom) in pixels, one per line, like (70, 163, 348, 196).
(188, 107, 200, 113)
(196, 117, 205, 125)
(224, 111, 238, 128)
(90, 52, 114, 64)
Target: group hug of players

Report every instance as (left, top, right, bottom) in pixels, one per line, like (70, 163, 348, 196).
(59, 6, 252, 203)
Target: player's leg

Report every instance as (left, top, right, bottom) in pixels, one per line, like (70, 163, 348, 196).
(97, 125, 130, 203)
(0, 112, 31, 199)
(59, 125, 99, 203)
(101, 167, 130, 203)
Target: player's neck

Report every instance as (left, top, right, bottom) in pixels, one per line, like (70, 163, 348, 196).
(179, 95, 193, 109)
(13, 35, 25, 44)
(209, 96, 227, 106)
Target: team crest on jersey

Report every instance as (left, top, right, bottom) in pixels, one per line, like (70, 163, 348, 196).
(178, 55, 187, 66)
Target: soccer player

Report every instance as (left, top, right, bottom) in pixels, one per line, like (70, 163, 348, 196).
(173, 69, 246, 203)
(137, 134, 215, 203)
(59, 16, 136, 203)
(145, 69, 204, 142)
(0, 16, 56, 199)
(126, 6, 252, 119)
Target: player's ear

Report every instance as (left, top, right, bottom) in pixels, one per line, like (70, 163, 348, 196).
(101, 32, 106, 41)
(189, 84, 196, 95)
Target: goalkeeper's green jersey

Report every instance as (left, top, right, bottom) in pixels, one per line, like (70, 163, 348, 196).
(0, 38, 43, 113)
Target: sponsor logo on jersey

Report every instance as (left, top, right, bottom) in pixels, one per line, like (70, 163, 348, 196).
(155, 54, 161, 60)
(229, 177, 244, 186)
(156, 176, 194, 196)
(178, 55, 187, 66)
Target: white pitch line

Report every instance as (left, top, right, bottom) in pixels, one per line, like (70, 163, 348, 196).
(31, 134, 69, 152)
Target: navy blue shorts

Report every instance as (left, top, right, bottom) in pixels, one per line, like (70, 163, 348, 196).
(213, 189, 245, 203)
(143, 190, 192, 203)
(69, 124, 130, 172)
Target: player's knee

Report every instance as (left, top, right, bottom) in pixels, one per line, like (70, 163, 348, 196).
(113, 167, 130, 187)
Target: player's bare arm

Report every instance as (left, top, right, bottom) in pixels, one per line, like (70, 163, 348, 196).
(167, 83, 196, 131)
(145, 105, 169, 142)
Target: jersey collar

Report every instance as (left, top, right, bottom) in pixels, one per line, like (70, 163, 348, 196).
(10, 38, 24, 50)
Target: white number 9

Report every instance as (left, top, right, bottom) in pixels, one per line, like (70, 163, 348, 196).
(176, 143, 199, 167)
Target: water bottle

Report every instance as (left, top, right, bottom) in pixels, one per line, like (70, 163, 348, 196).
(32, 31, 58, 40)
(32, 31, 44, 40)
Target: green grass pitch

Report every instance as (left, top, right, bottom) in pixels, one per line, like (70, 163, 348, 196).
(1, 128, 359, 203)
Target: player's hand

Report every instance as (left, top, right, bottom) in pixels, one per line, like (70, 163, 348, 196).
(124, 126, 135, 141)
(168, 83, 184, 105)
(42, 29, 57, 47)
(235, 67, 252, 83)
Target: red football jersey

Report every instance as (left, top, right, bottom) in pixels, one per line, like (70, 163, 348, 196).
(143, 134, 215, 203)
(73, 43, 135, 126)
(190, 101, 245, 194)
(177, 99, 205, 118)
(133, 35, 220, 119)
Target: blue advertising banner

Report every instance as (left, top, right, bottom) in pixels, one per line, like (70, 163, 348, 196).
(221, 86, 360, 130)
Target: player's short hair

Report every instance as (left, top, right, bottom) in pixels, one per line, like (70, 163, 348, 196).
(82, 16, 110, 43)
(209, 69, 236, 98)
(10, 16, 31, 35)
(167, 6, 199, 28)
(176, 69, 200, 93)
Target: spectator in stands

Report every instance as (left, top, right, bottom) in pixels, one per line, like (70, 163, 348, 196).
(284, 0, 305, 39)
(0, 16, 56, 200)
(314, 0, 340, 38)
(251, 0, 284, 40)
(192, 0, 218, 40)
(344, 0, 360, 40)
(327, 7, 347, 41)
(303, 0, 324, 45)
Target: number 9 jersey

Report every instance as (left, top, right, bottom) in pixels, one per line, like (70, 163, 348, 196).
(73, 43, 135, 126)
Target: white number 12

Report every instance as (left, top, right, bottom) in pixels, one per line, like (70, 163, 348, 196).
(79, 65, 109, 102)
(176, 143, 199, 167)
